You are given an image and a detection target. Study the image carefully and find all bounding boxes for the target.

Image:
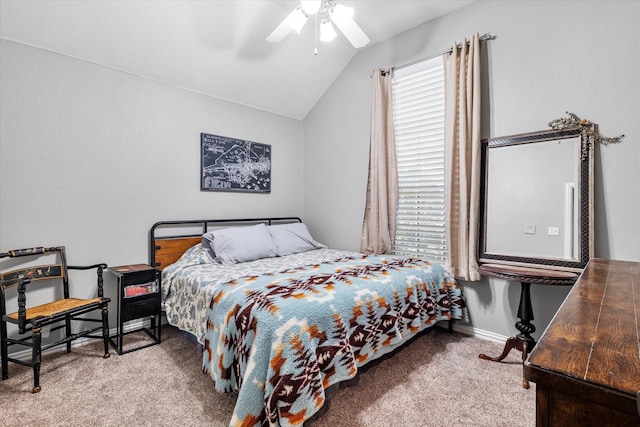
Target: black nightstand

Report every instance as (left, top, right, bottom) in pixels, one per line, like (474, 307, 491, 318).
(108, 264, 161, 354)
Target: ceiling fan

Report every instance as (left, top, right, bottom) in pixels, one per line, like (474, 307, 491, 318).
(267, 0, 370, 50)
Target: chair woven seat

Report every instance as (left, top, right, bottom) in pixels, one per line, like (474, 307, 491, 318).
(7, 297, 104, 322)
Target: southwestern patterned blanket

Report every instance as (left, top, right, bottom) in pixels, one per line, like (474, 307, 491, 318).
(198, 252, 465, 426)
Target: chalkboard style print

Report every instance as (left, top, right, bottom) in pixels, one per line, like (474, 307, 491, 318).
(201, 133, 271, 193)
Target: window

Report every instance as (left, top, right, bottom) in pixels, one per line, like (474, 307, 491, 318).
(391, 56, 447, 264)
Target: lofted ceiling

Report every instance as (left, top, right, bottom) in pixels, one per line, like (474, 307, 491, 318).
(0, 0, 473, 119)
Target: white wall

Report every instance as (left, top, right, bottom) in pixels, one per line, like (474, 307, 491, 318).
(303, 1, 640, 340)
(0, 39, 303, 328)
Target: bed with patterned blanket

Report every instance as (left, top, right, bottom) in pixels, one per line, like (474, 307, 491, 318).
(152, 218, 465, 427)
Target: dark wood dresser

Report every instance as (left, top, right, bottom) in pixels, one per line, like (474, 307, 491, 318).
(525, 258, 640, 426)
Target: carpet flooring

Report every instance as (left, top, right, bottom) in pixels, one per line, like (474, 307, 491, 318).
(0, 325, 535, 426)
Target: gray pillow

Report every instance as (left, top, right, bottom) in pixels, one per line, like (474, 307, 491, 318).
(268, 223, 325, 256)
(201, 234, 217, 262)
(212, 223, 277, 265)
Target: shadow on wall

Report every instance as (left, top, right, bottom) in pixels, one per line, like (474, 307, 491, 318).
(460, 274, 570, 342)
(594, 142, 610, 259)
(457, 276, 495, 329)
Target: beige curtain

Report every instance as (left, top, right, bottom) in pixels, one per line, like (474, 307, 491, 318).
(360, 69, 398, 254)
(444, 33, 482, 281)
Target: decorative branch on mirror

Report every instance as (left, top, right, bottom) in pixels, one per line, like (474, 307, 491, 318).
(548, 112, 625, 160)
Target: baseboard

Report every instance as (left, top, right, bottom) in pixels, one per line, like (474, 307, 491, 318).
(451, 322, 509, 344)
(4, 316, 166, 363)
(6, 318, 508, 362)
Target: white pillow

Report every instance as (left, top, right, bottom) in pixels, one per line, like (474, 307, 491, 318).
(268, 223, 325, 256)
(211, 223, 277, 265)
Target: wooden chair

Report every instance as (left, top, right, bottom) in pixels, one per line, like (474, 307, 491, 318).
(0, 246, 111, 393)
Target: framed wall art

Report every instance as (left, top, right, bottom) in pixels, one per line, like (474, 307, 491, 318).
(200, 133, 271, 193)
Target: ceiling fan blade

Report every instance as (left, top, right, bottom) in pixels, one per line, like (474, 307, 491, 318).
(266, 18, 294, 43)
(330, 13, 370, 48)
(267, 8, 309, 43)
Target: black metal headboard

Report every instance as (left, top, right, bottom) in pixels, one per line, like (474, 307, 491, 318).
(149, 217, 302, 270)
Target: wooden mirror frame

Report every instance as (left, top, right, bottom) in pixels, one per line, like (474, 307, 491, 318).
(478, 127, 594, 272)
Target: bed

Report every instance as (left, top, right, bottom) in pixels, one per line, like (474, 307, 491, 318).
(150, 218, 465, 426)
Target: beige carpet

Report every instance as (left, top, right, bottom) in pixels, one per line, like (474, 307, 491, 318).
(0, 326, 535, 426)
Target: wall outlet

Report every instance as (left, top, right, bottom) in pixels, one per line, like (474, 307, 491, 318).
(524, 225, 536, 235)
(548, 226, 559, 236)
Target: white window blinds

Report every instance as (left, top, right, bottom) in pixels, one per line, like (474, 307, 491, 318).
(391, 56, 447, 264)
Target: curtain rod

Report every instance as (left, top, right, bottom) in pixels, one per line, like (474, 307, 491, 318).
(390, 33, 495, 74)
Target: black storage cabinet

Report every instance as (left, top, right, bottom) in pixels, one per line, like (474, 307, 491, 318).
(108, 264, 161, 354)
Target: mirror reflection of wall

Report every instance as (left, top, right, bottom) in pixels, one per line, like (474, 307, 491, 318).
(485, 136, 580, 260)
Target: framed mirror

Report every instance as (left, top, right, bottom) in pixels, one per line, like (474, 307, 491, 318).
(478, 127, 593, 272)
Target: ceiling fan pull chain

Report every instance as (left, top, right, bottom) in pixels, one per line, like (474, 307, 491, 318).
(314, 13, 318, 55)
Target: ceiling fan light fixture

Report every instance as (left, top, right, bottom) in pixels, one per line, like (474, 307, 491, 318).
(286, 7, 308, 34)
(300, 0, 321, 15)
(320, 20, 337, 42)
